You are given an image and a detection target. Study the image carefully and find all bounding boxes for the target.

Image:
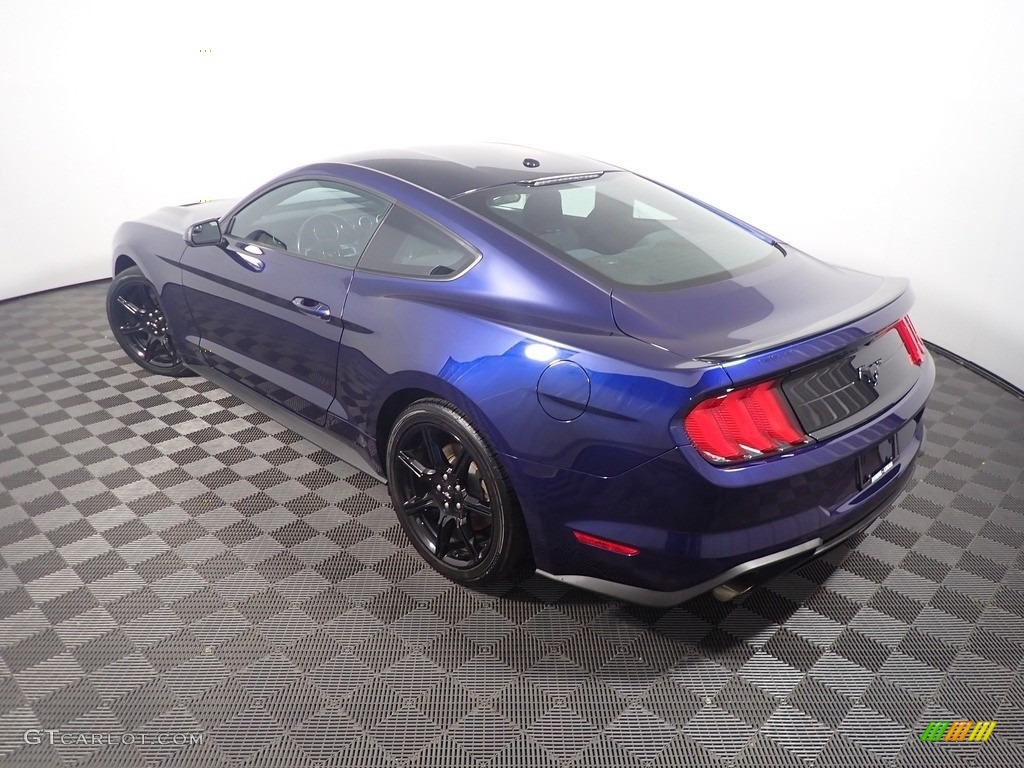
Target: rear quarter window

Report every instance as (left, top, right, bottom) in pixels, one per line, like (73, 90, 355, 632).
(356, 206, 479, 279)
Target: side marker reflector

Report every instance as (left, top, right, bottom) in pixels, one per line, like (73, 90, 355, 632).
(573, 530, 639, 556)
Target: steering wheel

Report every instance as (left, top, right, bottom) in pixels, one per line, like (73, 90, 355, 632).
(297, 214, 357, 263)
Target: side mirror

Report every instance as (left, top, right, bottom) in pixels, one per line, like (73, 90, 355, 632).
(185, 219, 223, 246)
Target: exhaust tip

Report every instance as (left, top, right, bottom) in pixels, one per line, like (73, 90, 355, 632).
(712, 579, 755, 602)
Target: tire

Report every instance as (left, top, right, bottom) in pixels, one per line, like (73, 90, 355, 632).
(106, 267, 191, 377)
(386, 399, 528, 585)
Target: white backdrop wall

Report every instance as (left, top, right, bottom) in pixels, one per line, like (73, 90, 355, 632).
(1, 0, 1022, 387)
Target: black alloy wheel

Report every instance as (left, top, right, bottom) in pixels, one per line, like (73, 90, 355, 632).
(106, 267, 191, 376)
(386, 399, 527, 585)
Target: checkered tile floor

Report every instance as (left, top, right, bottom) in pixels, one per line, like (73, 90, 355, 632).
(1, 281, 1023, 767)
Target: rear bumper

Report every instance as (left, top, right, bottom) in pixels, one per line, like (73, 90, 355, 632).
(507, 355, 933, 605)
(536, 454, 914, 606)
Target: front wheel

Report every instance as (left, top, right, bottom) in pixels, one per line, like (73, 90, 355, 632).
(386, 399, 528, 586)
(106, 267, 191, 376)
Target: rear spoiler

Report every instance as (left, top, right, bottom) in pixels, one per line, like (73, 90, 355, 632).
(696, 276, 910, 363)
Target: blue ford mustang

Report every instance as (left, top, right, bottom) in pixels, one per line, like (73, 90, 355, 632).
(107, 144, 934, 606)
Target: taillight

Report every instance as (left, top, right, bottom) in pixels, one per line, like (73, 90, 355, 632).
(684, 380, 808, 463)
(892, 315, 925, 366)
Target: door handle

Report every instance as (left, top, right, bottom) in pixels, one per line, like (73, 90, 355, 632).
(292, 296, 332, 319)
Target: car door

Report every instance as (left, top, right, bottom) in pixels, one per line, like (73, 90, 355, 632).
(180, 178, 390, 425)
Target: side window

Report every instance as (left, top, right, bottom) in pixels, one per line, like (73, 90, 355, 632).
(357, 207, 478, 279)
(226, 179, 390, 267)
(489, 192, 526, 211)
(633, 200, 675, 220)
(560, 186, 596, 218)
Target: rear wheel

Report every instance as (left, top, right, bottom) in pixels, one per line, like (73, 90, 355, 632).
(106, 267, 190, 376)
(386, 399, 527, 585)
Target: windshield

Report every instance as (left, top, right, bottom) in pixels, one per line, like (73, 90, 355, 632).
(458, 172, 781, 289)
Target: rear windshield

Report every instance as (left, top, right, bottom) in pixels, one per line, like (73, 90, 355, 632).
(458, 172, 780, 288)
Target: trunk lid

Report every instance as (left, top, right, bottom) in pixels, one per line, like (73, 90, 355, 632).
(611, 247, 924, 443)
(610, 248, 907, 363)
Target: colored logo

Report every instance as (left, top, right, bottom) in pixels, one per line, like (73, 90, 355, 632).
(920, 721, 997, 742)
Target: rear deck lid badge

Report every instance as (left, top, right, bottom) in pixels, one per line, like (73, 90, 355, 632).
(857, 359, 882, 388)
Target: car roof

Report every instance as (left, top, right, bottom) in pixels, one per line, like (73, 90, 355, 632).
(330, 144, 619, 199)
